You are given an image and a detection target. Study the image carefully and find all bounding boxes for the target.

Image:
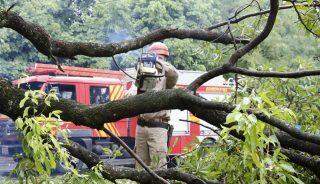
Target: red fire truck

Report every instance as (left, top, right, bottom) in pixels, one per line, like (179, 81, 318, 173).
(0, 63, 231, 167)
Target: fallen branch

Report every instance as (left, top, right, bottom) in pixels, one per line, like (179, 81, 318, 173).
(64, 141, 216, 184)
(282, 148, 320, 178)
(1, 78, 320, 156)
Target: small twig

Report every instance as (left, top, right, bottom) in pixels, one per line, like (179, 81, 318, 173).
(230, 0, 256, 20)
(207, 2, 317, 30)
(227, 20, 239, 52)
(226, 20, 239, 103)
(6, 2, 19, 13)
(158, 144, 201, 169)
(179, 119, 227, 144)
(291, 1, 320, 38)
(49, 54, 64, 72)
(252, 0, 263, 31)
(112, 56, 137, 80)
(101, 127, 169, 184)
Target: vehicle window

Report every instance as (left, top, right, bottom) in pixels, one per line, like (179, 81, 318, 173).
(20, 82, 44, 90)
(90, 86, 109, 105)
(47, 84, 76, 100)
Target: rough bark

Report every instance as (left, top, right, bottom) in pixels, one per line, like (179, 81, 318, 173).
(64, 141, 218, 184)
(282, 148, 320, 178)
(0, 10, 248, 60)
(1, 78, 320, 157)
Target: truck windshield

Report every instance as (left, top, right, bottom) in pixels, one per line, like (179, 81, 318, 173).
(46, 84, 76, 101)
(20, 82, 44, 90)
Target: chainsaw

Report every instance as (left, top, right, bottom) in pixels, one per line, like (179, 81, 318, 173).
(136, 53, 165, 93)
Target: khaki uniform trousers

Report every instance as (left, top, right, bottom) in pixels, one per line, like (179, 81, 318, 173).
(135, 125, 168, 170)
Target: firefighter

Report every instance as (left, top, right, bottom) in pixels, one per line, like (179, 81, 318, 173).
(135, 42, 178, 170)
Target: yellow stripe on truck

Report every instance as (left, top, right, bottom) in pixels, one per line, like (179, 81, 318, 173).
(107, 85, 122, 137)
(110, 85, 122, 101)
(114, 86, 124, 100)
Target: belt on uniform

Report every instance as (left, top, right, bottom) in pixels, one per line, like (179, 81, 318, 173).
(137, 119, 170, 130)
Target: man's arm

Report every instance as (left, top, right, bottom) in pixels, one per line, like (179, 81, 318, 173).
(158, 61, 178, 89)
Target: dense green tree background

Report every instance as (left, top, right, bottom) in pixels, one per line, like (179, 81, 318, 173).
(0, 0, 318, 80)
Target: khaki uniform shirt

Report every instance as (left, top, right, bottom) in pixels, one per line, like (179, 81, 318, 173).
(138, 61, 178, 122)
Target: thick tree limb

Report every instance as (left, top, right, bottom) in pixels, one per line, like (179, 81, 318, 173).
(187, 64, 320, 92)
(0, 10, 248, 60)
(257, 113, 320, 146)
(187, 66, 228, 92)
(64, 141, 216, 184)
(277, 132, 320, 156)
(229, 67, 320, 78)
(1, 78, 320, 155)
(282, 148, 320, 178)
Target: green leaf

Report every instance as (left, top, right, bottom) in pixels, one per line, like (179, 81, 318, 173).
(15, 118, 24, 130)
(51, 110, 62, 119)
(35, 159, 45, 174)
(226, 112, 242, 123)
(280, 163, 296, 173)
(247, 114, 257, 124)
(19, 97, 28, 108)
(291, 175, 305, 184)
(251, 152, 263, 168)
(45, 100, 51, 107)
(259, 92, 275, 107)
(31, 98, 38, 105)
(23, 107, 30, 118)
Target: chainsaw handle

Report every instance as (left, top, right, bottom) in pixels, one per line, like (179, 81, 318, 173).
(155, 61, 165, 77)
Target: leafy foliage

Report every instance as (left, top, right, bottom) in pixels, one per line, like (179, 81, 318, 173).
(179, 94, 311, 183)
(13, 89, 71, 182)
(12, 89, 113, 183)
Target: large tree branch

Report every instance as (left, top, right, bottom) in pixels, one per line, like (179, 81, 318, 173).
(229, 67, 320, 78)
(257, 113, 320, 146)
(0, 10, 248, 60)
(281, 148, 320, 178)
(64, 141, 216, 184)
(187, 64, 320, 91)
(277, 132, 320, 156)
(1, 78, 320, 156)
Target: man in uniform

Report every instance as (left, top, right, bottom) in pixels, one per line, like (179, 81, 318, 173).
(135, 42, 178, 169)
